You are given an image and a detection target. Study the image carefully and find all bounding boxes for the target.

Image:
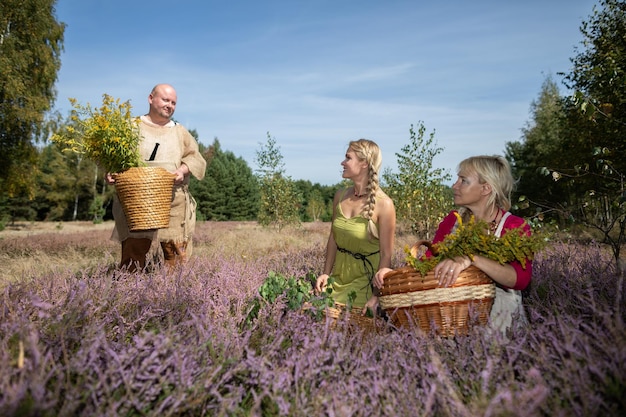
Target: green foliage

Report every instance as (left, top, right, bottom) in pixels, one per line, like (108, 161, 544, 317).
(564, 0, 626, 134)
(34, 144, 77, 220)
(406, 212, 548, 276)
(293, 179, 336, 222)
(563, 1, 626, 272)
(0, 0, 64, 197)
(191, 138, 259, 221)
(506, 76, 568, 223)
(305, 188, 327, 221)
(508, 0, 626, 272)
(543, 148, 626, 272)
(51, 95, 143, 174)
(32, 144, 107, 221)
(255, 133, 301, 230)
(245, 271, 334, 326)
(383, 122, 453, 238)
(89, 196, 105, 224)
(257, 174, 302, 229)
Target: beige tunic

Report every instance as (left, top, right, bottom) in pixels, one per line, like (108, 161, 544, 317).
(111, 116, 206, 246)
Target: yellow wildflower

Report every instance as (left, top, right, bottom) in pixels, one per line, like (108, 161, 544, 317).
(50, 94, 143, 173)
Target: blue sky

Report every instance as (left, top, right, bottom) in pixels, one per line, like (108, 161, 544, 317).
(53, 0, 596, 185)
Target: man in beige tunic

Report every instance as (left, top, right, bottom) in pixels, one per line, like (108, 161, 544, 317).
(106, 84, 206, 271)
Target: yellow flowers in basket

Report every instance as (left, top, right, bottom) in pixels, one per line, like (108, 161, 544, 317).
(51, 94, 144, 174)
(405, 212, 548, 276)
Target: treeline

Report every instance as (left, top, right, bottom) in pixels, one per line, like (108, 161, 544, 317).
(0, 137, 339, 224)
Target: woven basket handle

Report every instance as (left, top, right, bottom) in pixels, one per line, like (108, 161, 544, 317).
(409, 240, 438, 258)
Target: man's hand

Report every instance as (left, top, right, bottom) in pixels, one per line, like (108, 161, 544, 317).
(173, 164, 190, 185)
(173, 170, 185, 184)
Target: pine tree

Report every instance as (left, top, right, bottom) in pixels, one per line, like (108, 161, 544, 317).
(191, 139, 259, 221)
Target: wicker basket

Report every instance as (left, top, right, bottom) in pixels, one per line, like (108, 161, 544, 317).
(379, 241, 495, 337)
(324, 303, 385, 333)
(114, 167, 175, 231)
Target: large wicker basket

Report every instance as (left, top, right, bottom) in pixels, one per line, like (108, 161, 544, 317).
(114, 167, 175, 231)
(379, 241, 495, 337)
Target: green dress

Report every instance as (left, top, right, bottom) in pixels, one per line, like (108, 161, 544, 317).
(330, 193, 380, 308)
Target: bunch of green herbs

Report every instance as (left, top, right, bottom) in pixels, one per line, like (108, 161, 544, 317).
(406, 212, 548, 276)
(245, 271, 334, 325)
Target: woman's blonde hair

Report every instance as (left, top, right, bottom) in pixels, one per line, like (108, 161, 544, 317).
(348, 139, 382, 238)
(457, 155, 515, 220)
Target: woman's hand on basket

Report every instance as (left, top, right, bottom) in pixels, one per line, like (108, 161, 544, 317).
(373, 267, 392, 289)
(314, 274, 329, 294)
(434, 256, 472, 287)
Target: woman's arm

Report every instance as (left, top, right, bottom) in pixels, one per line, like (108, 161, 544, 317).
(315, 190, 341, 293)
(432, 211, 458, 245)
(366, 194, 396, 314)
(372, 195, 396, 288)
(435, 215, 532, 290)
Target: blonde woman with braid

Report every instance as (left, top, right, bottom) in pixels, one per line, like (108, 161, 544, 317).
(315, 139, 396, 316)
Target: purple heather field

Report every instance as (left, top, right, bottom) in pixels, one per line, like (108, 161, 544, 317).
(0, 221, 624, 416)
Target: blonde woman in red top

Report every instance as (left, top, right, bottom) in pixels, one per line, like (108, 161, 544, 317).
(431, 155, 532, 334)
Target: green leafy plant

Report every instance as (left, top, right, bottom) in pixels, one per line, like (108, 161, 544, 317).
(343, 290, 374, 317)
(406, 212, 549, 276)
(51, 94, 143, 173)
(245, 271, 334, 325)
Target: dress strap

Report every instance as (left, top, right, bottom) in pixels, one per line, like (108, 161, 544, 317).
(495, 212, 511, 238)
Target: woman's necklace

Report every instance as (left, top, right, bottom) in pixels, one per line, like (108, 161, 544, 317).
(488, 208, 502, 234)
(354, 187, 367, 198)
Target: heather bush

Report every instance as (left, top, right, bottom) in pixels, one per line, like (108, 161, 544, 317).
(0, 223, 624, 416)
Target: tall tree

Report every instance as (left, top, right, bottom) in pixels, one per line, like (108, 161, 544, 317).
(511, 0, 626, 272)
(505, 76, 570, 223)
(565, 0, 626, 157)
(0, 0, 65, 197)
(383, 122, 452, 238)
(561, 0, 626, 272)
(561, 0, 626, 182)
(191, 139, 259, 221)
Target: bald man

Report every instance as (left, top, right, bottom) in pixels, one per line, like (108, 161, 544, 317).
(107, 84, 206, 271)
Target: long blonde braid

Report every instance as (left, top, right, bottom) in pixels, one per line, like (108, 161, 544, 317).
(348, 139, 382, 239)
